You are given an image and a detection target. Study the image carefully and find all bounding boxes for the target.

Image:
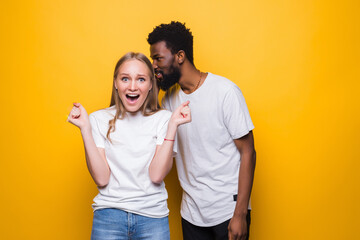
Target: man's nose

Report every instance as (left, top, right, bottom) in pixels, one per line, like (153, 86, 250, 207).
(152, 61, 158, 70)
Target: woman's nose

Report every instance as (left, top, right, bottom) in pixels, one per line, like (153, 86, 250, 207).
(129, 80, 137, 90)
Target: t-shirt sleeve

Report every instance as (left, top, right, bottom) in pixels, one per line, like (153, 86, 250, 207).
(89, 114, 106, 148)
(156, 111, 177, 154)
(223, 86, 255, 139)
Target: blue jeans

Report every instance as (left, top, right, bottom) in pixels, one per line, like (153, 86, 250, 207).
(91, 208, 170, 240)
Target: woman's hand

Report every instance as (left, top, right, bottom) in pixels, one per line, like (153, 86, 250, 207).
(170, 101, 191, 127)
(67, 102, 90, 131)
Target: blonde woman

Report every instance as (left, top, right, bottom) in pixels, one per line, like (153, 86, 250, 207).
(68, 52, 190, 240)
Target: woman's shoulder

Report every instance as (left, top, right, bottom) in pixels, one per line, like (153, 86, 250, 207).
(89, 106, 116, 121)
(155, 108, 172, 118)
(148, 109, 172, 123)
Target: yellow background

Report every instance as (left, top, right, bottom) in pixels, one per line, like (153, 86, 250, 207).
(1, 0, 359, 239)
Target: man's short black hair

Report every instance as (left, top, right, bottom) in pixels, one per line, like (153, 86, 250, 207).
(147, 21, 194, 65)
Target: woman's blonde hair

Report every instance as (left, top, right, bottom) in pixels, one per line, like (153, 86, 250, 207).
(107, 52, 160, 141)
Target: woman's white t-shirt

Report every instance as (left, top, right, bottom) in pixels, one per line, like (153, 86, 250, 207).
(89, 107, 174, 218)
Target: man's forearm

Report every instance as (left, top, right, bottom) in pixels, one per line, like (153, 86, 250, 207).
(233, 131, 256, 216)
(234, 148, 256, 216)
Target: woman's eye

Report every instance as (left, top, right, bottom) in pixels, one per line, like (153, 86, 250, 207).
(121, 77, 129, 82)
(138, 78, 145, 82)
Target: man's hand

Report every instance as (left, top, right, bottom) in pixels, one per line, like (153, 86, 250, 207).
(228, 214, 248, 240)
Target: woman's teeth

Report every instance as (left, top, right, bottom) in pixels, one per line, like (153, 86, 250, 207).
(126, 94, 139, 101)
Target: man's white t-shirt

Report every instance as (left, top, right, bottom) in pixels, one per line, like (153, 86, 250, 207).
(89, 107, 174, 218)
(163, 72, 254, 226)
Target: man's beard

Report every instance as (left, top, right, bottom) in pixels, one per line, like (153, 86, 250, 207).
(157, 66, 181, 91)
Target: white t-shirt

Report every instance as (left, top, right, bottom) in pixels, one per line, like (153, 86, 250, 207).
(89, 107, 174, 218)
(163, 72, 254, 226)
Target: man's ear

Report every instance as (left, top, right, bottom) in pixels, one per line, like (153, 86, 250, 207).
(176, 50, 185, 64)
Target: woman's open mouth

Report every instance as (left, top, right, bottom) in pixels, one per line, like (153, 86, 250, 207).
(126, 94, 140, 103)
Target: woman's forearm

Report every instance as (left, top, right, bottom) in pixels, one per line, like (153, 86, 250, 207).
(149, 101, 191, 184)
(81, 127, 110, 187)
(148, 123, 177, 184)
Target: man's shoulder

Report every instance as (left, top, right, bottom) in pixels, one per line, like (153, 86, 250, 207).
(162, 84, 181, 108)
(207, 72, 237, 89)
(164, 84, 181, 98)
(204, 72, 241, 98)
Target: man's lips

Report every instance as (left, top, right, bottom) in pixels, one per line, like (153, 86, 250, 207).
(155, 71, 163, 80)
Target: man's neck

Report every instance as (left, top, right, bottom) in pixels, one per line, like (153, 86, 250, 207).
(178, 64, 203, 94)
